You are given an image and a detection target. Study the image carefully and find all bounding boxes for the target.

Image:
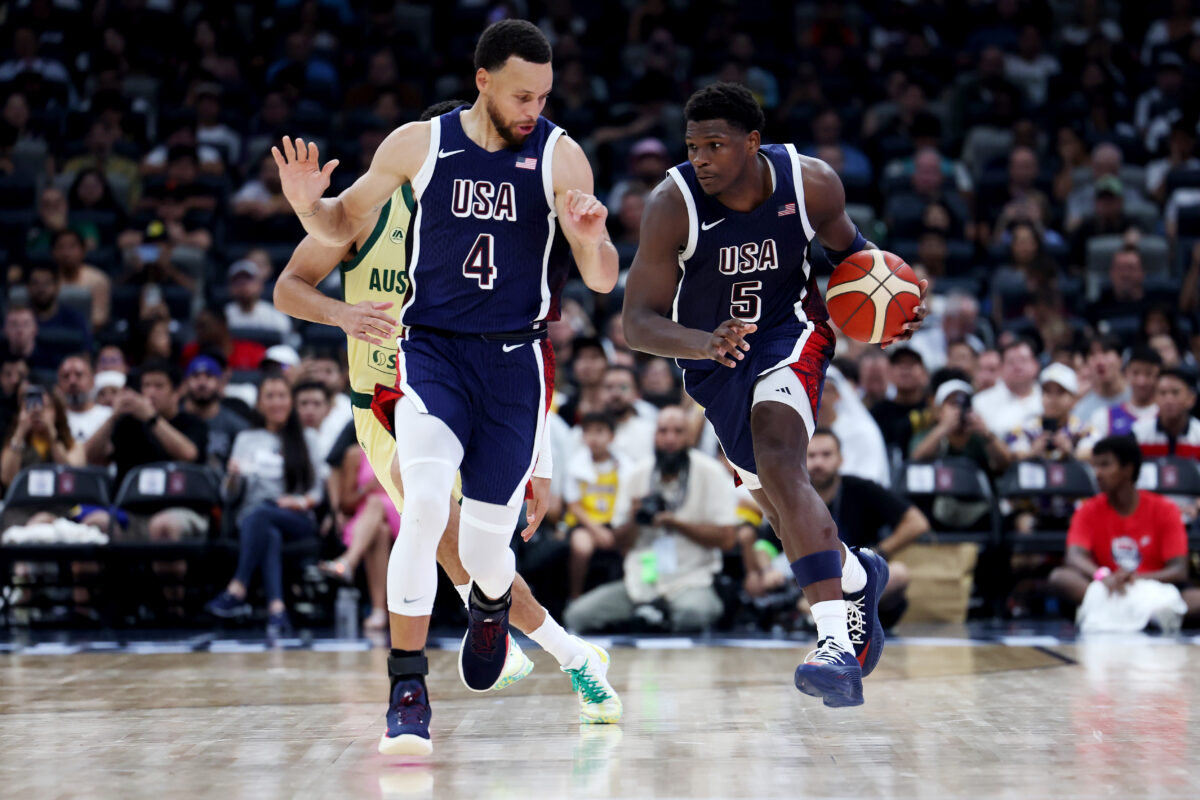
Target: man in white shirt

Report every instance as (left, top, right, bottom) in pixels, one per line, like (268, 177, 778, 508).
(594, 365, 656, 465)
(564, 407, 739, 633)
(972, 339, 1042, 437)
(1074, 335, 1131, 423)
(224, 259, 292, 337)
(56, 354, 111, 443)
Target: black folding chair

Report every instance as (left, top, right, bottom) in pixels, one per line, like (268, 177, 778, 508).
(1, 464, 112, 528)
(893, 458, 1001, 545)
(1137, 457, 1200, 552)
(112, 462, 223, 540)
(996, 459, 1098, 553)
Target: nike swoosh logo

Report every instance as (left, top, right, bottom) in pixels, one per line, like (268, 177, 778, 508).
(438, 149, 465, 158)
(403, 595, 424, 603)
(701, 219, 725, 230)
(502, 343, 525, 352)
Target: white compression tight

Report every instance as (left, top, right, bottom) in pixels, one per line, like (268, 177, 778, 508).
(458, 498, 521, 600)
(387, 396, 462, 617)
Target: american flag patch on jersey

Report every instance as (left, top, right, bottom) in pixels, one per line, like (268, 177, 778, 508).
(515, 156, 538, 170)
(778, 202, 796, 216)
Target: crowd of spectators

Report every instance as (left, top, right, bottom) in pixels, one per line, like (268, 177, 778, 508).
(3, 0, 1200, 632)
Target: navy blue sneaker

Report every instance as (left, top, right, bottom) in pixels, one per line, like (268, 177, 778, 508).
(266, 610, 293, 638)
(794, 637, 864, 707)
(205, 591, 250, 619)
(458, 585, 511, 692)
(846, 547, 889, 677)
(379, 679, 432, 756)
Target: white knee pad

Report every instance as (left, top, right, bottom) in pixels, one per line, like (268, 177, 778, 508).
(386, 456, 457, 617)
(457, 497, 521, 600)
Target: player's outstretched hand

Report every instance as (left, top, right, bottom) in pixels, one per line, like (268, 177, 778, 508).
(705, 318, 757, 368)
(271, 136, 339, 217)
(558, 189, 608, 244)
(880, 278, 929, 349)
(336, 300, 397, 347)
(520, 476, 551, 541)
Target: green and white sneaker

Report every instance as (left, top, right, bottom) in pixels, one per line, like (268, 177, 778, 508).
(491, 635, 534, 690)
(562, 640, 623, 724)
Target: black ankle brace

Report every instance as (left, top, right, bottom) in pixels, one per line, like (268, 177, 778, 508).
(388, 648, 428, 691)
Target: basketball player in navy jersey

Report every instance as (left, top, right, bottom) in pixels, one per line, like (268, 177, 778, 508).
(273, 21, 620, 754)
(624, 84, 927, 708)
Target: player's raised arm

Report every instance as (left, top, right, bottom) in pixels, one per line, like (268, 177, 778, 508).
(272, 123, 428, 248)
(623, 179, 755, 368)
(274, 234, 397, 347)
(801, 155, 928, 346)
(552, 136, 619, 293)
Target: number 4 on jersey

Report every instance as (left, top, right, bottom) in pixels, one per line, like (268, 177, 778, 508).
(463, 233, 497, 290)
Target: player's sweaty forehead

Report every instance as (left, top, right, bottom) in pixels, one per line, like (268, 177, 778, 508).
(490, 56, 553, 95)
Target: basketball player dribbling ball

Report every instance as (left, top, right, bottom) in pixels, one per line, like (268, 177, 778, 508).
(623, 83, 928, 707)
(272, 22, 622, 754)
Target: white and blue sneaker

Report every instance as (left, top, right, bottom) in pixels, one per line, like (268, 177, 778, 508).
(846, 547, 889, 677)
(491, 636, 535, 690)
(562, 641, 622, 724)
(794, 637, 864, 708)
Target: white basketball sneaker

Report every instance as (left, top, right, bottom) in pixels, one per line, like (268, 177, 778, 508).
(491, 635, 535, 690)
(561, 640, 623, 724)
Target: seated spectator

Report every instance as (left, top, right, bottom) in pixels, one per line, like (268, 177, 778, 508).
(870, 346, 933, 458)
(61, 118, 140, 212)
(191, 83, 243, 168)
(565, 413, 630, 600)
(816, 367, 890, 487)
(1086, 247, 1152, 326)
(93, 370, 124, 409)
(181, 308, 268, 371)
(232, 151, 292, 221)
(1002, 364, 1091, 466)
(638, 357, 681, 409)
(67, 168, 129, 241)
(910, 291, 985, 372)
(140, 116, 225, 175)
(293, 380, 334, 458)
(51, 229, 111, 330)
(558, 335, 609, 426)
(27, 262, 91, 346)
(911, 375, 1007, 475)
(1133, 368, 1200, 461)
(565, 407, 738, 634)
(945, 340, 980, 382)
(885, 148, 971, 239)
(3, 304, 56, 374)
(295, 348, 352, 455)
(1077, 346, 1161, 457)
(974, 348, 1001, 392)
(1135, 53, 1186, 156)
(800, 106, 872, 182)
(96, 345, 128, 375)
(320, 425, 398, 632)
(84, 360, 208, 493)
(973, 339, 1042, 437)
(26, 186, 100, 258)
(595, 365, 656, 464)
(742, 429, 926, 628)
(1146, 118, 1198, 204)
(0, 350, 28, 436)
(1003, 25, 1059, 108)
(206, 373, 327, 635)
(56, 355, 111, 444)
(994, 221, 1060, 321)
(1074, 335, 1131, 423)
(0, 384, 85, 490)
(858, 352, 890, 408)
(225, 258, 292, 337)
(117, 222, 200, 293)
(1065, 143, 1150, 232)
(1048, 436, 1200, 625)
(180, 354, 250, 470)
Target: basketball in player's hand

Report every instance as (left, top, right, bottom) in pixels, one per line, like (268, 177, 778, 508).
(825, 250, 921, 344)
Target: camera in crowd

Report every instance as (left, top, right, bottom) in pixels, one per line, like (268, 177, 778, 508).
(635, 492, 667, 526)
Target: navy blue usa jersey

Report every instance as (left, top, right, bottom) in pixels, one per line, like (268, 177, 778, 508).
(668, 143, 829, 371)
(401, 106, 572, 333)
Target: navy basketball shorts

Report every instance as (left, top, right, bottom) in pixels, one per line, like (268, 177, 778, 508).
(683, 321, 836, 490)
(371, 329, 552, 507)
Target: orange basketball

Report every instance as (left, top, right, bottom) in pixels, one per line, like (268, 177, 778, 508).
(825, 250, 921, 344)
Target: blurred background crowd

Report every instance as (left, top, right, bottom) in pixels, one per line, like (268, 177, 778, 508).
(3, 0, 1200, 635)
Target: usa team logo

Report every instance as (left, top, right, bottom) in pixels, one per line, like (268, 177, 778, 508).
(515, 156, 538, 170)
(777, 202, 796, 216)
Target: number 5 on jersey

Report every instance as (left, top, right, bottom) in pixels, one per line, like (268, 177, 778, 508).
(463, 233, 497, 290)
(731, 280, 762, 323)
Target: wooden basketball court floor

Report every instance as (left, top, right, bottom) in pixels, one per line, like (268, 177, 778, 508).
(1, 632, 1197, 800)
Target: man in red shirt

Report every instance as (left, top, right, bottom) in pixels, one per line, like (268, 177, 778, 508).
(1049, 435, 1200, 618)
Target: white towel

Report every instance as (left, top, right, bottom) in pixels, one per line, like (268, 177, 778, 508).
(1077, 578, 1186, 633)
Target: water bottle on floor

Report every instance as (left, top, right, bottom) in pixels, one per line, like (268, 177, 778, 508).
(336, 586, 360, 639)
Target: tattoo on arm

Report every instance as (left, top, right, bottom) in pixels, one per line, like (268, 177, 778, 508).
(296, 202, 321, 218)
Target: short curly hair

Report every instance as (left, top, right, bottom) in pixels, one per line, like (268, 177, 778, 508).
(474, 20, 552, 72)
(684, 82, 765, 134)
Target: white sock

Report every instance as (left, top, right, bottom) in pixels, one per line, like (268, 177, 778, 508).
(526, 613, 589, 667)
(840, 542, 867, 594)
(454, 583, 471, 607)
(811, 599, 852, 650)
